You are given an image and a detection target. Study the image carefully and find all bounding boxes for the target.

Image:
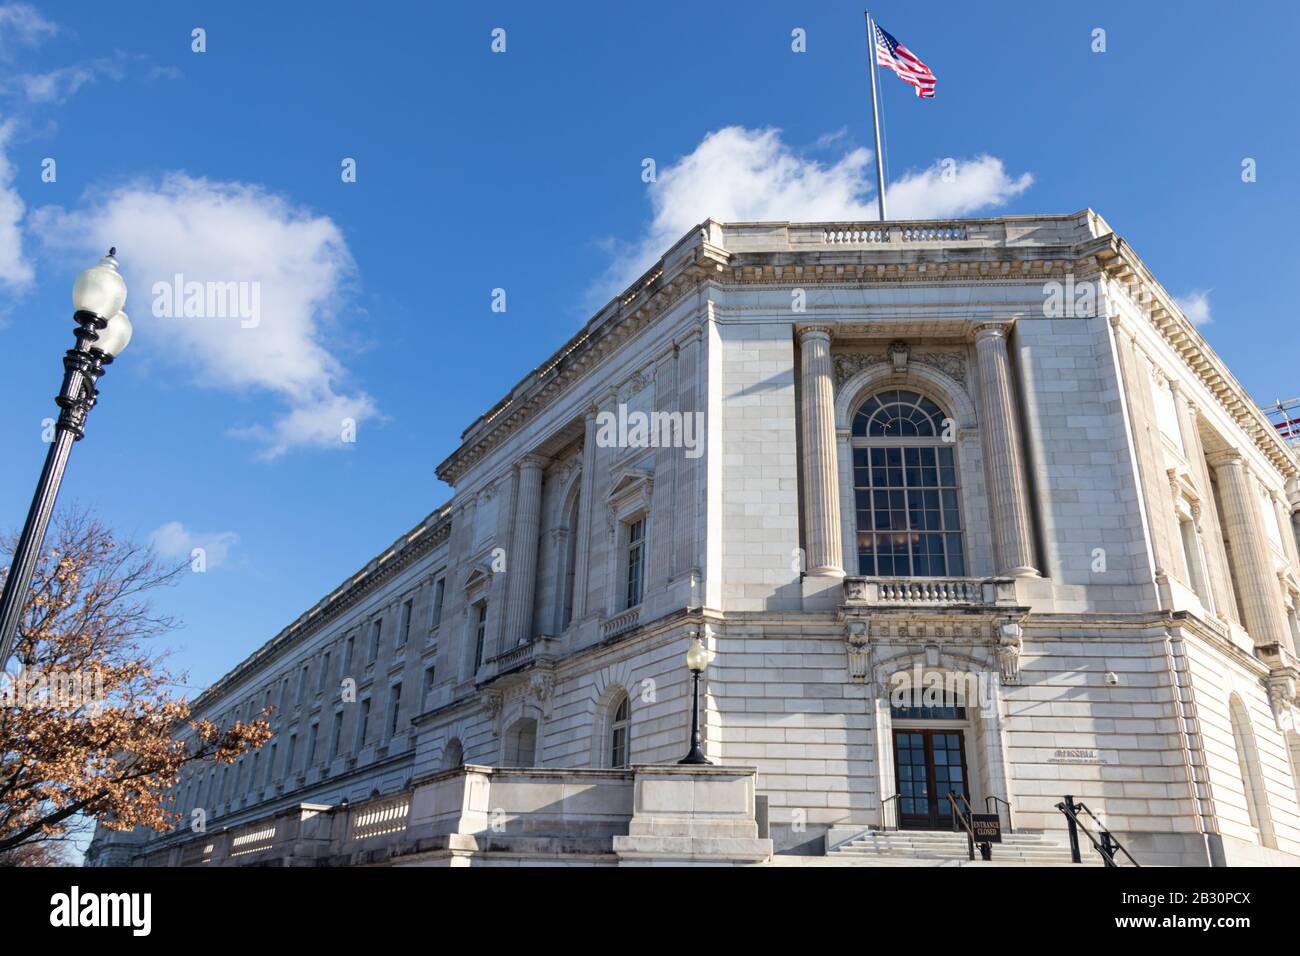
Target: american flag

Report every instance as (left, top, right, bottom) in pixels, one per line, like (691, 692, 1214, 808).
(872, 21, 936, 98)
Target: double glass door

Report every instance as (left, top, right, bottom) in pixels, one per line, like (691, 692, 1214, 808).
(893, 729, 969, 830)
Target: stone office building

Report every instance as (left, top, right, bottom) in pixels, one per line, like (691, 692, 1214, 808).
(88, 210, 1300, 867)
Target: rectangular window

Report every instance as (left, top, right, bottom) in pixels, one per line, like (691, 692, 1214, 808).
(343, 635, 355, 675)
(431, 577, 446, 631)
(388, 683, 403, 738)
(369, 619, 382, 662)
(355, 698, 371, 753)
(286, 733, 297, 776)
(318, 651, 331, 694)
(625, 518, 645, 609)
(297, 664, 310, 706)
(306, 723, 319, 767)
(423, 664, 437, 701)
(853, 445, 965, 577)
(329, 711, 344, 761)
(279, 677, 290, 714)
(398, 599, 412, 647)
(473, 603, 488, 672)
(249, 752, 259, 793)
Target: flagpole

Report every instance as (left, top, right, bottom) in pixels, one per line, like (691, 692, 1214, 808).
(864, 10, 888, 221)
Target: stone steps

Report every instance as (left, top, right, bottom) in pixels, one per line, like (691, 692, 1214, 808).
(825, 829, 1094, 866)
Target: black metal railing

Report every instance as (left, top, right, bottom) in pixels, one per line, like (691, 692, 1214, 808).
(880, 794, 901, 831)
(985, 795, 1014, 834)
(947, 792, 979, 861)
(1055, 795, 1139, 867)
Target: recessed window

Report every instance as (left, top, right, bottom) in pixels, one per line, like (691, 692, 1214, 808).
(624, 518, 645, 609)
(355, 698, 370, 753)
(369, 619, 382, 662)
(610, 694, 630, 768)
(430, 576, 446, 631)
(851, 390, 965, 577)
(398, 599, 412, 647)
(388, 682, 403, 738)
(472, 602, 488, 672)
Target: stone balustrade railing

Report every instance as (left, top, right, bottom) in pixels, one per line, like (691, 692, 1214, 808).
(601, 607, 640, 638)
(843, 576, 1017, 608)
(137, 764, 771, 867)
(822, 222, 970, 245)
(350, 795, 411, 841)
(228, 822, 277, 858)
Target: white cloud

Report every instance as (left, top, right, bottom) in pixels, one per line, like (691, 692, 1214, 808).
(149, 521, 239, 570)
(1175, 289, 1212, 327)
(590, 126, 1032, 303)
(0, 3, 56, 59)
(0, 119, 32, 289)
(15, 56, 126, 104)
(33, 174, 378, 458)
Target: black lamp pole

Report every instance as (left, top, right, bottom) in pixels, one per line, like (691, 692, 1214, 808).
(676, 632, 717, 764)
(0, 251, 127, 674)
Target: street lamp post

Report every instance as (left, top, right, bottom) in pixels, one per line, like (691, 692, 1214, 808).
(678, 633, 713, 765)
(0, 250, 130, 673)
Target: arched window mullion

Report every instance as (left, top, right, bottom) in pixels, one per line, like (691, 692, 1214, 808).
(850, 390, 966, 579)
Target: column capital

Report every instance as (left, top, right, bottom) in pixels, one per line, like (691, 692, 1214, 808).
(518, 453, 548, 473)
(1287, 476, 1300, 510)
(970, 321, 1014, 342)
(1206, 447, 1244, 469)
(796, 324, 835, 343)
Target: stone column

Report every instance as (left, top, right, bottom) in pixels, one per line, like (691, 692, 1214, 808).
(797, 326, 843, 581)
(1172, 384, 1237, 623)
(973, 324, 1038, 576)
(571, 410, 597, 622)
(1289, 478, 1300, 566)
(1208, 449, 1289, 647)
(1271, 488, 1300, 572)
(504, 455, 546, 647)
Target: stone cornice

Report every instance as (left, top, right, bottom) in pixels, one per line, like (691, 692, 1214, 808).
(189, 504, 453, 716)
(1097, 238, 1298, 480)
(434, 210, 1295, 486)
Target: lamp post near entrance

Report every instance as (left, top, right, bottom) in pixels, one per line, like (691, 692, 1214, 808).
(0, 250, 131, 674)
(678, 633, 713, 765)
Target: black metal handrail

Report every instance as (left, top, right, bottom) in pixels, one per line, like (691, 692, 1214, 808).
(947, 791, 977, 861)
(880, 794, 901, 831)
(1055, 795, 1139, 867)
(985, 795, 1014, 833)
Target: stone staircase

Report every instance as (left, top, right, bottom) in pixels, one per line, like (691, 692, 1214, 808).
(819, 828, 1093, 866)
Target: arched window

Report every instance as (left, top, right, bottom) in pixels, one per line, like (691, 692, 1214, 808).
(609, 693, 630, 768)
(851, 390, 965, 577)
(1229, 695, 1276, 848)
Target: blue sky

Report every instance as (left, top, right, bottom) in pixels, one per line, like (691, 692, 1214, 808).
(0, 0, 1296, 695)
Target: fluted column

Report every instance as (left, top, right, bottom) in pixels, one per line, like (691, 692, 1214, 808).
(1272, 487, 1300, 572)
(973, 324, 1038, 576)
(505, 455, 546, 647)
(571, 410, 597, 622)
(1289, 478, 1300, 566)
(1208, 449, 1289, 647)
(797, 326, 843, 578)
(1172, 384, 1237, 623)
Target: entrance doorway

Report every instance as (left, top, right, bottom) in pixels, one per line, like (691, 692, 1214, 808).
(893, 729, 969, 829)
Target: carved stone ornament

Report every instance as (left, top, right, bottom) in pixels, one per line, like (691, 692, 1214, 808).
(481, 689, 504, 733)
(529, 671, 555, 703)
(997, 619, 1023, 685)
(844, 619, 871, 682)
(833, 352, 886, 387)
